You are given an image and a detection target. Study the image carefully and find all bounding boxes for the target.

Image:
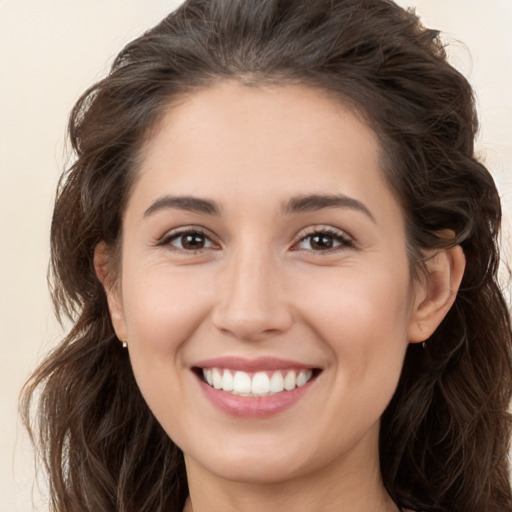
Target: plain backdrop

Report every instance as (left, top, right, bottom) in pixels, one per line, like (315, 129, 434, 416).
(1, 1, 511, 510)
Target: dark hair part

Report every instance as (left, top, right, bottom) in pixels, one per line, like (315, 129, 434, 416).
(21, 1, 512, 511)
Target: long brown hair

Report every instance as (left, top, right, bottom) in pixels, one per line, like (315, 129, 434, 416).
(21, 1, 512, 511)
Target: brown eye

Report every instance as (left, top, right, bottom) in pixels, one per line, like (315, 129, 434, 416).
(296, 229, 353, 252)
(167, 230, 215, 251)
(310, 234, 335, 250)
(182, 233, 206, 249)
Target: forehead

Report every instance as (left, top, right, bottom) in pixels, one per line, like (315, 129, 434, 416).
(131, 81, 398, 219)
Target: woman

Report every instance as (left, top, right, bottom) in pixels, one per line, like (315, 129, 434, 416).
(21, 0, 512, 511)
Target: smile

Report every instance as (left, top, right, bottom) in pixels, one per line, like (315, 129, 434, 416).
(202, 368, 314, 397)
(193, 357, 321, 417)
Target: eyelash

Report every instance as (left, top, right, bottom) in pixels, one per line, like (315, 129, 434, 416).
(158, 226, 354, 255)
(158, 228, 218, 253)
(293, 227, 354, 254)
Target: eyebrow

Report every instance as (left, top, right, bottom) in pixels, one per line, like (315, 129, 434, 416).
(144, 196, 221, 217)
(282, 194, 376, 223)
(143, 193, 375, 222)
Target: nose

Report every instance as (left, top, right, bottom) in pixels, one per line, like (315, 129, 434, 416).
(211, 246, 294, 342)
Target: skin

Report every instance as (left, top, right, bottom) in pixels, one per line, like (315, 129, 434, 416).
(97, 81, 465, 512)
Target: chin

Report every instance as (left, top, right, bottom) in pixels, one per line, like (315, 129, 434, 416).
(195, 453, 312, 485)
(183, 432, 338, 486)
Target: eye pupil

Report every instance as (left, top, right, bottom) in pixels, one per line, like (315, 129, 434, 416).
(311, 234, 334, 250)
(182, 233, 205, 249)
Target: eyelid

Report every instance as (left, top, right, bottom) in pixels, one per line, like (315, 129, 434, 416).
(157, 225, 220, 251)
(291, 225, 355, 253)
(156, 224, 355, 254)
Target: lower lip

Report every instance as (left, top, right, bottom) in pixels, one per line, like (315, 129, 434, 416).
(196, 374, 316, 419)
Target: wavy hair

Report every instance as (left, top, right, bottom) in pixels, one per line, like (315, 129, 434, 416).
(21, 1, 512, 511)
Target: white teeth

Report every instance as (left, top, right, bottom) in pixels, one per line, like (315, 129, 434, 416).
(251, 372, 270, 394)
(201, 367, 315, 396)
(269, 371, 284, 393)
(233, 371, 252, 394)
(221, 369, 234, 391)
(212, 368, 223, 389)
(297, 370, 310, 387)
(283, 370, 296, 391)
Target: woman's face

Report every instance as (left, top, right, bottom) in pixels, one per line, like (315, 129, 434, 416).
(108, 82, 424, 485)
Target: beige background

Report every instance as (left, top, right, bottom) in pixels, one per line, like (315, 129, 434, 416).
(1, 1, 511, 510)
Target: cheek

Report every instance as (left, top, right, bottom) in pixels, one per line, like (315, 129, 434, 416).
(295, 262, 413, 347)
(293, 263, 412, 403)
(121, 263, 213, 353)
(119, 264, 213, 420)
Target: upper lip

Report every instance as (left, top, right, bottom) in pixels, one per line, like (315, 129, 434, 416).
(193, 356, 318, 372)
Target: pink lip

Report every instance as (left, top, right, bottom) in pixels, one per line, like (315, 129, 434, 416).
(192, 357, 319, 419)
(196, 377, 316, 418)
(194, 356, 316, 372)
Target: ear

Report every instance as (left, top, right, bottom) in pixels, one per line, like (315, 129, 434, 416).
(408, 244, 466, 343)
(94, 241, 127, 342)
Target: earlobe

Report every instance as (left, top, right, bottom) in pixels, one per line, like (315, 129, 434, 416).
(408, 245, 466, 343)
(94, 242, 127, 342)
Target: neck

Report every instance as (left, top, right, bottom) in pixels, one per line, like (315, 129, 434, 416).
(183, 428, 398, 512)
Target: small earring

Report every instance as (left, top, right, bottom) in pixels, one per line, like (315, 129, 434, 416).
(418, 322, 427, 349)
(119, 338, 127, 349)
